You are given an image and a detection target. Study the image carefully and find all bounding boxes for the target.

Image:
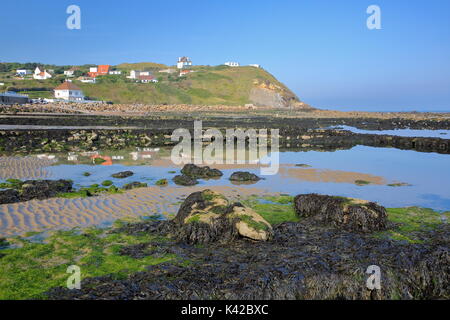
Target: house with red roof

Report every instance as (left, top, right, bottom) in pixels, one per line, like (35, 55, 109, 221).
(33, 67, 52, 80)
(88, 65, 111, 78)
(54, 81, 85, 101)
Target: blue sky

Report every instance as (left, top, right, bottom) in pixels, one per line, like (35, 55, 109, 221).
(1, 0, 450, 111)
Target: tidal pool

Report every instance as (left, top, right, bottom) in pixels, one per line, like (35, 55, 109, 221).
(1, 145, 449, 211)
(330, 125, 450, 138)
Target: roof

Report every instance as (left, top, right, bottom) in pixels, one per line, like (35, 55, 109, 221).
(178, 56, 191, 62)
(54, 82, 82, 91)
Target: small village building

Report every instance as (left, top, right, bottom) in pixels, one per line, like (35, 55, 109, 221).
(16, 69, 32, 76)
(64, 68, 78, 77)
(88, 65, 110, 78)
(77, 77, 96, 83)
(109, 70, 122, 75)
(33, 67, 52, 80)
(224, 62, 240, 67)
(177, 57, 192, 69)
(54, 81, 85, 101)
(249, 64, 261, 68)
(179, 69, 194, 77)
(129, 70, 152, 79)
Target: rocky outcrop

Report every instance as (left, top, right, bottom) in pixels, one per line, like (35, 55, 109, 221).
(181, 164, 223, 179)
(229, 171, 261, 182)
(0, 179, 73, 204)
(172, 175, 198, 186)
(0, 189, 20, 205)
(294, 194, 387, 233)
(122, 182, 148, 190)
(20, 180, 73, 201)
(47, 214, 450, 300)
(161, 190, 273, 244)
(111, 171, 134, 179)
(249, 80, 312, 109)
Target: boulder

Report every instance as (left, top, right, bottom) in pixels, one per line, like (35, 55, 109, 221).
(172, 175, 198, 186)
(0, 237, 9, 249)
(0, 189, 20, 205)
(181, 164, 223, 179)
(229, 171, 261, 182)
(111, 171, 134, 179)
(123, 182, 148, 190)
(20, 180, 73, 201)
(165, 190, 273, 244)
(294, 194, 387, 233)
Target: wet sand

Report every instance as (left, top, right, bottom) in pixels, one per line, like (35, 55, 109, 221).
(279, 167, 386, 185)
(0, 156, 56, 180)
(0, 185, 274, 237)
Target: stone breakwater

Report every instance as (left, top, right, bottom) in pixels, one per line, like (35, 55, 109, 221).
(0, 127, 448, 154)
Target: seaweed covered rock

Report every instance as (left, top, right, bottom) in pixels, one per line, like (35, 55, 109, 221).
(0, 189, 20, 205)
(181, 164, 223, 179)
(164, 190, 273, 244)
(111, 171, 134, 179)
(172, 175, 198, 186)
(229, 171, 261, 182)
(294, 194, 387, 233)
(20, 180, 73, 201)
(122, 182, 148, 190)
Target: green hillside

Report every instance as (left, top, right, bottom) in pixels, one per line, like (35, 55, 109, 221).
(79, 64, 300, 106)
(0, 62, 307, 108)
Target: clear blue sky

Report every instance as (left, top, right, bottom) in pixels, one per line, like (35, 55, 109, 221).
(1, 0, 450, 111)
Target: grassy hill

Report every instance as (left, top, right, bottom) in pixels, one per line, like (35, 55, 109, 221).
(0, 62, 309, 108)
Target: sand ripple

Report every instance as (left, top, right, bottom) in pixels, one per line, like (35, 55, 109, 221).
(0, 186, 271, 237)
(0, 156, 56, 180)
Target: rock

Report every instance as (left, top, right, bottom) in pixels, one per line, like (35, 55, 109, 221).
(164, 190, 273, 244)
(123, 182, 148, 190)
(294, 194, 387, 233)
(229, 171, 261, 182)
(0, 189, 20, 205)
(111, 171, 134, 179)
(20, 180, 73, 202)
(155, 179, 168, 186)
(0, 237, 9, 249)
(181, 164, 223, 179)
(172, 175, 198, 186)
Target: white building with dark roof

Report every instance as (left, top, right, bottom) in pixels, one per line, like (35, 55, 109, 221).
(177, 57, 192, 69)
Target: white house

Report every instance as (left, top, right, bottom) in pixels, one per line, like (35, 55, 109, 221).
(64, 70, 74, 77)
(249, 64, 261, 68)
(89, 67, 98, 73)
(33, 67, 52, 80)
(224, 62, 240, 67)
(78, 77, 96, 83)
(177, 57, 192, 69)
(109, 70, 122, 75)
(128, 70, 151, 79)
(54, 82, 84, 101)
(16, 69, 31, 76)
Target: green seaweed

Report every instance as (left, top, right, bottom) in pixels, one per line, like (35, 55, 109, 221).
(101, 180, 113, 187)
(242, 196, 299, 225)
(155, 179, 168, 186)
(0, 228, 176, 300)
(239, 215, 269, 231)
(354, 180, 371, 186)
(374, 207, 446, 243)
